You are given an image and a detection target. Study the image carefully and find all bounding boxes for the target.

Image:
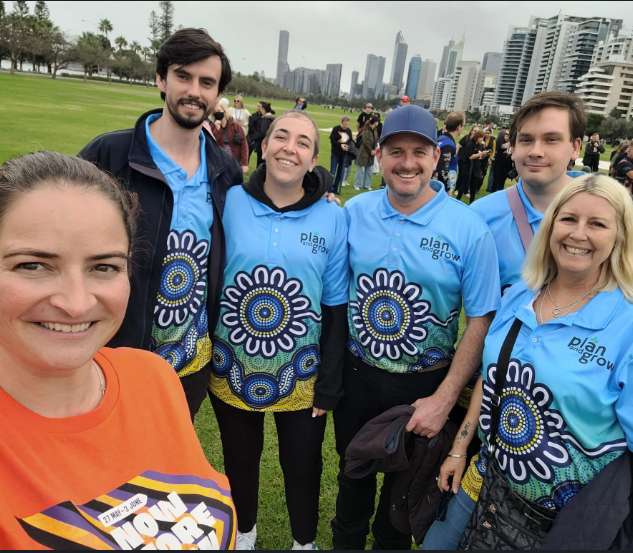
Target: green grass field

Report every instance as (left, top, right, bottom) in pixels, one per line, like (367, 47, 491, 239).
(0, 72, 603, 550)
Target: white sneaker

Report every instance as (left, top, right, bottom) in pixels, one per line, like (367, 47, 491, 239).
(236, 525, 257, 550)
(342, 181, 350, 186)
(292, 540, 318, 550)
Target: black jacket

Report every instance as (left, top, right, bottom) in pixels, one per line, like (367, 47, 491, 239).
(541, 451, 633, 550)
(345, 405, 457, 545)
(78, 108, 244, 351)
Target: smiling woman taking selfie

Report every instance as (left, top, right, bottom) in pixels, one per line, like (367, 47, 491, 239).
(0, 152, 235, 550)
(423, 173, 633, 550)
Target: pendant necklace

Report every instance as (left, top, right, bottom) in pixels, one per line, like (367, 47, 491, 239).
(539, 283, 591, 324)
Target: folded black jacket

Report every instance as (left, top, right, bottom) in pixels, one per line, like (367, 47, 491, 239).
(345, 405, 457, 545)
(78, 108, 244, 351)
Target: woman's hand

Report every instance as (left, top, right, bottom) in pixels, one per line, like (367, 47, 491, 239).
(371, 150, 376, 156)
(312, 407, 329, 417)
(241, 165, 249, 174)
(438, 455, 467, 494)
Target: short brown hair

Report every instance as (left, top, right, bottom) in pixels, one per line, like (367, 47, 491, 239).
(156, 28, 232, 101)
(263, 111, 320, 157)
(510, 91, 586, 146)
(471, 129, 485, 142)
(444, 112, 465, 132)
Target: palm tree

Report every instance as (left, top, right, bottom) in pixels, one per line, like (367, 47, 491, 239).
(129, 40, 141, 54)
(114, 35, 127, 53)
(98, 18, 112, 40)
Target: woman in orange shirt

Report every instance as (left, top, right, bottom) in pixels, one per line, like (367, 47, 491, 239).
(0, 151, 236, 550)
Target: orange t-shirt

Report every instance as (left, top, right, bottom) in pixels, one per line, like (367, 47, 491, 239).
(0, 348, 236, 550)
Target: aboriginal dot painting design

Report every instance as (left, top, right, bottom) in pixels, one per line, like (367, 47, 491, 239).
(349, 268, 458, 364)
(220, 265, 321, 359)
(211, 338, 319, 409)
(154, 230, 208, 329)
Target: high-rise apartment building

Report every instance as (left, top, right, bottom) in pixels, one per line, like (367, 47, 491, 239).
(431, 78, 453, 110)
(405, 55, 421, 100)
(326, 64, 342, 97)
(447, 61, 486, 112)
(276, 30, 290, 85)
(438, 39, 455, 79)
(495, 26, 531, 107)
(577, 29, 633, 119)
(363, 54, 386, 99)
(482, 52, 502, 75)
(390, 31, 408, 94)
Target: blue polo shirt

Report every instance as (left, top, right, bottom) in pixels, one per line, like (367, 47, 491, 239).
(146, 113, 214, 378)
(345, 182, 500, 373)
(209, 186, 350, 412)
(461, 281, 632, 510)
(471, 172, 585, 294)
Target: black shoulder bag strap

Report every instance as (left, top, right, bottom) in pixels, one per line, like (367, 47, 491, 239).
(488, 318, 523, 454)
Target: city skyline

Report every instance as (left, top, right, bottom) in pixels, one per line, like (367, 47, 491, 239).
(38, 1, 632, 96)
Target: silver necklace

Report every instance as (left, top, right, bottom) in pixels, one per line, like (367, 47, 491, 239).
(92, 360, 105, 397)
(539, 284, 591, 324)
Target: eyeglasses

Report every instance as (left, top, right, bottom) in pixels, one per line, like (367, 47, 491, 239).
(234, 101, 241, 104)
(366, 106, 373, 109)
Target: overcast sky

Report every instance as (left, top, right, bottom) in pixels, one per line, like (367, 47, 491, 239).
(37, 1, 631, 94)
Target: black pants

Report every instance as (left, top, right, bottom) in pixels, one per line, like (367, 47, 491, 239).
(209, 393, 327, 545)
(181, 365, 212, 421)
(491, 163, 509, 192)
(331, 352, 447, 550)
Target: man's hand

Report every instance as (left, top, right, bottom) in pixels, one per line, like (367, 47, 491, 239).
(322, 192, 342, 205)
(405, 392, 452, 437)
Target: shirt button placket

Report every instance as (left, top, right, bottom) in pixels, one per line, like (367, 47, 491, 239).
(269, 215, 281, 261)
(388, 219, 404, 267)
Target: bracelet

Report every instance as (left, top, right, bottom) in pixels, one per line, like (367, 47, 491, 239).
(447, 454, 468, 458)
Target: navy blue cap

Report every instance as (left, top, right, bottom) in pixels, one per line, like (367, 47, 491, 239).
(379, 105, 438, 147)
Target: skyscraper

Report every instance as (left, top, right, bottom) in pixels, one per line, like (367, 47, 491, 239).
(276, 30, 290, 85)
(447, 61, 486, 112)
(482, 52, 502, 76)
(416, 59, 437, 99)
(445, 38, 464, 77)
(363, 54, 386, 99)
(326, 63, 342, 97)
(438, 38, 455, 79)
(405, 55, 422, 99)
(350, 70, 359, 99)
(390, 31, 408, 93)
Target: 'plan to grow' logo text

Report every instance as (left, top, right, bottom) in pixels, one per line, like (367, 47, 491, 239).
(567, 336, 614, 370)
(301, 231, 330, 255)
(420, 236, 460, 261)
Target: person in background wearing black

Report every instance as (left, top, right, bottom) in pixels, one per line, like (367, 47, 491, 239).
(255, 102, 275, 167)
(435, 111, 465, 196)
(356, 103, 373, 132)
(615, 143, 633, 195)
(294, 97, 308, 111)
(329, 115, 354, 194)
(582, 132, 604, 172)
(247, 101, 263, 162)
(610, 140, 630, 176)
(479, 127, 495, 193)
(490, 129, 512, 193)
(456, 129, 487, 203)
(455, 126, 480, 198)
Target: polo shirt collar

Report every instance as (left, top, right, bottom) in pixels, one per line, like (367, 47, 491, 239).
(515, 285, 624, 331)
(247, 192, 315, 218)
(145, 113, 208, 185)
(517, 171, 586, 226)
(380, 180, 448, 225)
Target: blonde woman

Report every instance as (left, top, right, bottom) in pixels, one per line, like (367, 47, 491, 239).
(210, 100, 249, 174)
(229, 95, 251, 130)
(424, 173, 633, 549)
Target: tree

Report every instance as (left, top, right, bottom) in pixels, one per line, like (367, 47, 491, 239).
(114, 35, 127, 53)
(0, 2, 5, 18)
(158, 0, 174, 42)
(98, 18, 112, 40)
(40, 27, 73, 78)
(608, 107, 625, 119)
(599, 117, 628, 142)
(147, 9, 161, 54)
(33, 0, 49, 20)
(75, 31, 107, 81)
(586, 113, 605, 136)
(129, 40, 141, 54)
(13, 1, 28, 16)
(0, 12, 29, 73)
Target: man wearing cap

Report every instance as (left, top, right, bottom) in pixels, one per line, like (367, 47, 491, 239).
(331, 105, 500, 550)
(393, 95, 410, 110)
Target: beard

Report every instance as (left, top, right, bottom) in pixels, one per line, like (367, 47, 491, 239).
(165, 96, 213, 130)
(385, 165, 430, 203)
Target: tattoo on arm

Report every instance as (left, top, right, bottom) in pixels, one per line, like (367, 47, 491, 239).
(461, 422, 471, 439)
